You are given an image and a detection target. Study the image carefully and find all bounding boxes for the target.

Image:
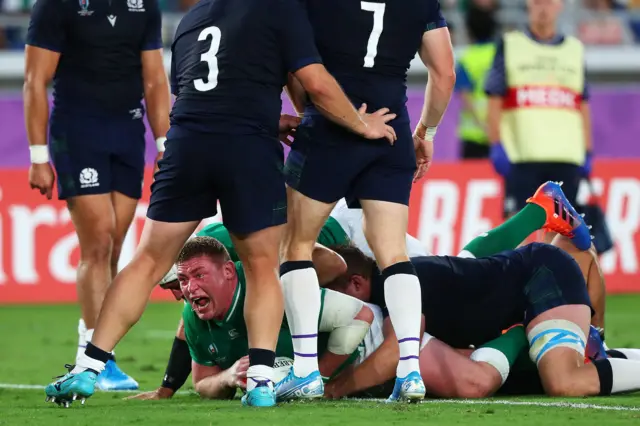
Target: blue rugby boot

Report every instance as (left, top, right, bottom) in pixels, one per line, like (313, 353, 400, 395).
(96, 359, 139, 391)
(241, 379, 277, 407)
(44, 364, 98, 407)
(586, 325, 608, 363)
(386, 371, 426, 403)
(275, 369, 323, 402)
(527, 181, 592, 251)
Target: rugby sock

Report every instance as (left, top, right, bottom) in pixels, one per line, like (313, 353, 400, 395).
(460, 204, 547, 258)
(383, 262, 422, 378)
(76, 319, 87, 363)
(72, 342, 108, 374)
(607, 348, 640, 361)
(247, 348, 276, 392)
(280, 261, 321, 377)
(471, 326, 529, 384)
(593, 358, 640, 395)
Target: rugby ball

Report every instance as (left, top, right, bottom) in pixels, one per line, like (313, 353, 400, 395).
(273, 356, 294, 382)
(158, 265, 178, 288)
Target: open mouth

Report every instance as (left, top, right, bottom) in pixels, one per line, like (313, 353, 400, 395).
(192, 297, 211, 310)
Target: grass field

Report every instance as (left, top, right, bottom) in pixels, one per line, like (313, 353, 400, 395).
(2, 295, 640, 425)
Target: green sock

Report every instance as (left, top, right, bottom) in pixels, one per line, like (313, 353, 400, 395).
(470, 326, 530, 384)
(479, 326, 530, 368)
(460, 203, 547, 258)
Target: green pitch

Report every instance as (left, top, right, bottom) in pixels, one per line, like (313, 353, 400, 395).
(1, 295, 640, 426)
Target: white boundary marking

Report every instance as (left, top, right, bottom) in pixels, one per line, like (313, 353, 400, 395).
(1, 383, 639, 411)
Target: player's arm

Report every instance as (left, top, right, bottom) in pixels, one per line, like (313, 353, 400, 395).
(327, 315, 425, 398)
(126, 318, 192, 400)
(313, 243, 347, 285)
(277, 0, 394, 141)
(193, 356, 249, 400)
(285, 73, 307, 117)
(24, 0, 64, 169)
(414, 22, 456, 139)
(141, 0, 171, 153)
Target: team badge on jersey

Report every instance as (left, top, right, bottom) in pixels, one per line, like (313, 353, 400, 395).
(78, 0, 94, 16)
(127, 0, 145, 12)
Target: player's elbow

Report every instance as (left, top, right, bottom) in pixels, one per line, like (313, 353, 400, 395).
(22, 75, 47, 97)
(429, 65, 456, 92)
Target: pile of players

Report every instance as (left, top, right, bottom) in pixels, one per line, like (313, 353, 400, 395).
(41, 0, 640, 408)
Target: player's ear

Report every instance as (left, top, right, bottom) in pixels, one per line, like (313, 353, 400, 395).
(223, 260, 236, 280)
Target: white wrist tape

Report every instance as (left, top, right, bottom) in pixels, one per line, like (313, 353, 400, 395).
(29, 145, 49, 164)
(425, 125, 438, 141)
(155, 137, 167, 153)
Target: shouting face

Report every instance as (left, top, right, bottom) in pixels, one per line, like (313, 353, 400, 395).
(177, 255, 237, 321)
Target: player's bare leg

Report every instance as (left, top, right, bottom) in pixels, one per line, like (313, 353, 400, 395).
(360, 199, 425, 402)
(276, 187, 336, 400)
(527, 305, 640, 397)
(76, 191, 140, 390)
(551, 235, 605, 331)
(45, 217, 198, 405)
(229, 225, 285, 404)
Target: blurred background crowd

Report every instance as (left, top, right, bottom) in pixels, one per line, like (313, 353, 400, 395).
(1, 0, 640, 48)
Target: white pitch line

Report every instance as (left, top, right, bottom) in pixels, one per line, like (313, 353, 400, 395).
(1, 384, 638, 411)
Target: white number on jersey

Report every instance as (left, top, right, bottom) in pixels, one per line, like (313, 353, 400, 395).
(194, 26, 222, 92)
(361, 1, 386, 68)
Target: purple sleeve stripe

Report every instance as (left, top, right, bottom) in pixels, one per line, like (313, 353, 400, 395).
(399, 355, 420, 361)
(292, 333, 318, 339)
(398, 337, 421, 343)
(293, 352, 318, 358)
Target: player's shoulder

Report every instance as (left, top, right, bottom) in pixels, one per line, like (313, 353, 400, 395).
(562, 34, 585, 50)
(31, 0, 70, 15)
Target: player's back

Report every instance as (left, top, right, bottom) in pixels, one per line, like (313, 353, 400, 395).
(170, 0, 288, 136)
(304, 0, 446, 115)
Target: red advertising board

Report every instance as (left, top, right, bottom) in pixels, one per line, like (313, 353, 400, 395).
(0, 160, 639, 304)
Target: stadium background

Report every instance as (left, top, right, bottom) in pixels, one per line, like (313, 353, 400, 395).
(0, 0, 639, 303)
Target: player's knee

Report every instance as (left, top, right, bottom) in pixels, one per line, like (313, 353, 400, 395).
(80, 226, 116, 264)
(456, 369, 500, 399)
(543, 373, 583, 397)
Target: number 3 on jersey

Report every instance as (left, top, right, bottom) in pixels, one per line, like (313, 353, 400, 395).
(361, 1, 385, 68)
(194, 26, 221, 92)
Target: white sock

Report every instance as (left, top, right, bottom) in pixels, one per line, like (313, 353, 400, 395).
(611, 348, 640, 361)
(246, 365, 275, 392)
(383, 267, 422, 378)
(608, 358, 640, 394)
(73, 352, 106, 374)
(76, 319, 87, 363)
(281, 263, 320, 377)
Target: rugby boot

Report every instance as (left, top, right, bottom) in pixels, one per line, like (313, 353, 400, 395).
(585, 325, 608, 363)
(44, 364, 97, 407)
(96, 359, 139, 391)
(275, 368, 324, 402)
(241, 379, 277, 407)
(386, 371, 426, 403)
(526, 181, 592, 250)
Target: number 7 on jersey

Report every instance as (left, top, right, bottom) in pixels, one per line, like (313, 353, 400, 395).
(361, 1, 386, 68)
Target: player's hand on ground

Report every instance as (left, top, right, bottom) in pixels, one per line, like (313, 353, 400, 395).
(226, 355, 249, 389)
(358, 103, 397, 144)
(279, 114, 302, 146)
(323, 377, 347, 400)
(124, 387, 175, 401)
(412, 133, 433, 182)
(28, 162, 55, 200)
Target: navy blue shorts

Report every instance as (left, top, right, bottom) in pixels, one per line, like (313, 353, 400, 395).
(284, 114, 416, 207)
(504, 162, 581, 217)
(49, 112, 146, 200)
(415, 243, 591, 349)
(146, 129, 287, 235)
